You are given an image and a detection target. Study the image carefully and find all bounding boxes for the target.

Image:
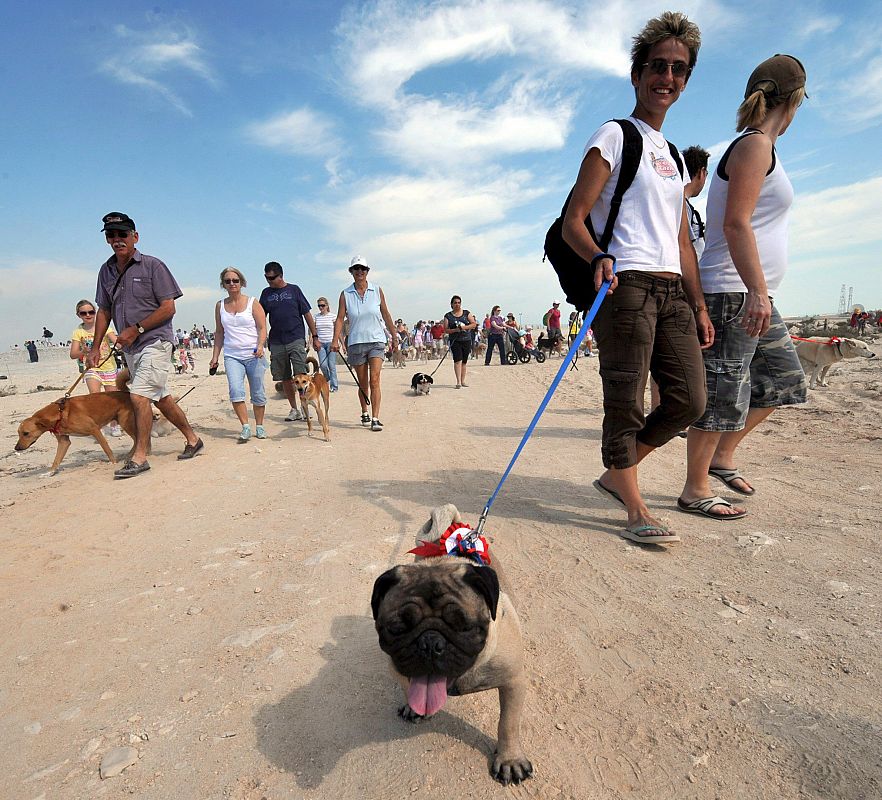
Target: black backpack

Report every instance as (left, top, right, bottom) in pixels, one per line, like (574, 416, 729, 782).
(543, 118, 683, 310)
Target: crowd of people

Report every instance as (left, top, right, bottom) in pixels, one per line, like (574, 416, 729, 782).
(55, 11, 836, 546)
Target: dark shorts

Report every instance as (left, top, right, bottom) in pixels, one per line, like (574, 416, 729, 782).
(593, 271, 706, 469)
(692, 293, 806, 431)
(450, 338, 470, 363)
(270, 339, 307, 381)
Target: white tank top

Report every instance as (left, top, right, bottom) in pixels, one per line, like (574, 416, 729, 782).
(700, 131, 794, 293)
(220, 296, 259, 358)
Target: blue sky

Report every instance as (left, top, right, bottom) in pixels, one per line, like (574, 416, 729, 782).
(2, 0, 880, 347)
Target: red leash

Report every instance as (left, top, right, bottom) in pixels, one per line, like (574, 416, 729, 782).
(789, 335, 842, 344)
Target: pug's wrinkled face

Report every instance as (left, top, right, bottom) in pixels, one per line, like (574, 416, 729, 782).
(372, 561, 499, 716)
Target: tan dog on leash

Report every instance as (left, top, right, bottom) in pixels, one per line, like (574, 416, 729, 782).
(292, 370, 331, 441)
(14, 392, 137, 475)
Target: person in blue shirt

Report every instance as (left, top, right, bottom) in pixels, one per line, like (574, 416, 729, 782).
(259, 261, 320, 422)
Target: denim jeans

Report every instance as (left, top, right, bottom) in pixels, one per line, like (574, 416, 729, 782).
(224, 354, 267, 405)
(318, 341, 338, 390)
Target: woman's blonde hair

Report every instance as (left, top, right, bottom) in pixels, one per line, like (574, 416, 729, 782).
(219, 266, 246, 288)
(736, 86, 805, 132)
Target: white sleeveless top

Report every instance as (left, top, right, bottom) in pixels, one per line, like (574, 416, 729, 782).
(220, 295, 259, 358)
(700, 131, 794, 293)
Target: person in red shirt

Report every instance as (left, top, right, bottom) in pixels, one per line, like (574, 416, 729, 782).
(546, 302, 562, 337)
(430, 319, 446, 358)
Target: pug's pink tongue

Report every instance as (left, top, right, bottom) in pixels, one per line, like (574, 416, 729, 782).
(407, 675, 448, 716)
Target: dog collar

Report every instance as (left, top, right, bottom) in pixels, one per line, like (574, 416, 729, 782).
(409, 521, 491, 567)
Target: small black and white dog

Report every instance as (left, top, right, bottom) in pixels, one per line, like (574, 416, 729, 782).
(411, 372, 434, 395)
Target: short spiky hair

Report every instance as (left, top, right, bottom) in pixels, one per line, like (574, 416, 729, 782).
(683, 145, 710, 179)
(631, 11, 701, 76)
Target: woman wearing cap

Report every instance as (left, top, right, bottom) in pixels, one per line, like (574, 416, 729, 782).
(332, 256, 399, 432)
(209, 267, 268, 441)
(678, 55, 808, 520)
(443, 295, 477, 388)
(562, 11, 713, 545)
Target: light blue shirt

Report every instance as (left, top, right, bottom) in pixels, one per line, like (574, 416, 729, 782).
(343, 282, 386, 345)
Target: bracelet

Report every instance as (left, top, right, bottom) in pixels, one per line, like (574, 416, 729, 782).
(693, 304, 708, 314)
(591, 252, 616, 268)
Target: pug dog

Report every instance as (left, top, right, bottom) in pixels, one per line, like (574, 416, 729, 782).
(371, 504, 532, 785)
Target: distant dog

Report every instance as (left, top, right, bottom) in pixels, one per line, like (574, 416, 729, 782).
(793, 336, 876, 388)
(15, 392, 137, 475)
(411, 372, 434, 395)
(536, 331, 565, 357)
(292, 370, 331, 441)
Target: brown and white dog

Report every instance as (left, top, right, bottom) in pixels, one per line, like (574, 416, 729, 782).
(292, 369, 331, 441)
(14, 391, 137, 475)
(793, 336, 877, 388)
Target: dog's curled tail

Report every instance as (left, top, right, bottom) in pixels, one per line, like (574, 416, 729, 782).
(115, 368, 131, 392)
(307, 356, 319, 375)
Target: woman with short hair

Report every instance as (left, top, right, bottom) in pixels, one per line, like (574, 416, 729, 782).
(562, 11, 713, 544)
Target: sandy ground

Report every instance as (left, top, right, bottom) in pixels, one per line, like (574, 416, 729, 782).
(1, 342, 880, 800)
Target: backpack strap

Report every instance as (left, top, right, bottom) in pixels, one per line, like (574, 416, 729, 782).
(586, 118, 644, 252)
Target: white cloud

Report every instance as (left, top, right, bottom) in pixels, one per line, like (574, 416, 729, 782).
(335, 0, 658, 169)
(245, 108, 342, 157)
(379, 78, 574, 167)
(101, 26, 217, 115)
(315, 170, 543, 244)
(790, 175, 882, 263)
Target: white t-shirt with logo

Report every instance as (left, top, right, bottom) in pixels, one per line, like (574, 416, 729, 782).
(582, 117, 687, 274)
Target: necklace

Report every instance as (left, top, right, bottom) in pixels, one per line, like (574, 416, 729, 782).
(633, 117, 666, 148)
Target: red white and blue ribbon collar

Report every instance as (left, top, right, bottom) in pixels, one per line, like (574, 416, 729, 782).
(408, 522, 491, 567)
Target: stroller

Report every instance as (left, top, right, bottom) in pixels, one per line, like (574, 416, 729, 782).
(505, 326, 546, 364)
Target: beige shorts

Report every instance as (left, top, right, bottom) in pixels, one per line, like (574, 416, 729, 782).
(125, 341, 172, 402)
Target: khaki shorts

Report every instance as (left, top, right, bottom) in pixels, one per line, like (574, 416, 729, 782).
(269, 339, 308, 381)
(125, 340, 172, 402)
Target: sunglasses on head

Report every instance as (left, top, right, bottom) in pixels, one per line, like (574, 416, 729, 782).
(78, 309, 96, 316)
(105, 230, 131, 238)
(642, 59, 690, 77)
(223, 277, 241, 284)
(264, 273, 281, 281)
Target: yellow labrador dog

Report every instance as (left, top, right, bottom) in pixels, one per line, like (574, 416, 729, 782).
(793, 336, 876, 388)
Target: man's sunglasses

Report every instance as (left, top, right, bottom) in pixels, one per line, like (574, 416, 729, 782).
(223, 278, 241, 284)
(350, 266, 369, 272)
(78, 309, 96, 317)
(642, 59, 690, 77)
(105, 230, 132, 238)
(264, 273, 282, 281)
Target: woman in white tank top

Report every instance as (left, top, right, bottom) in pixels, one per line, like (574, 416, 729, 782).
(679, 55, 808, 521)
(210, 268, 269, 442)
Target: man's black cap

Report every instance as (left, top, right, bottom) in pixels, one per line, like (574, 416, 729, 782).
(101, 212, 136, 232)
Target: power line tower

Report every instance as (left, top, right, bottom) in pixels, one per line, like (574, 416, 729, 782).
(838, 284, 847, 314)
(847, 286, 854, 310)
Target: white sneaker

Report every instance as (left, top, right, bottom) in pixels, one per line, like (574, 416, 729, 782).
(285, 407, 304, 422)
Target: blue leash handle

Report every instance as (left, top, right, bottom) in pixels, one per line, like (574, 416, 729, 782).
(475, 269, 615, 536)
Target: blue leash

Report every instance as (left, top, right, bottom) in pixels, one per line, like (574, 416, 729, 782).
(474, 269, 615, 537)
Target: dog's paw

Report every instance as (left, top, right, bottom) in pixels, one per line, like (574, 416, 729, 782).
(490, 751, 533, 785)
(397, 704, 427, 724)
